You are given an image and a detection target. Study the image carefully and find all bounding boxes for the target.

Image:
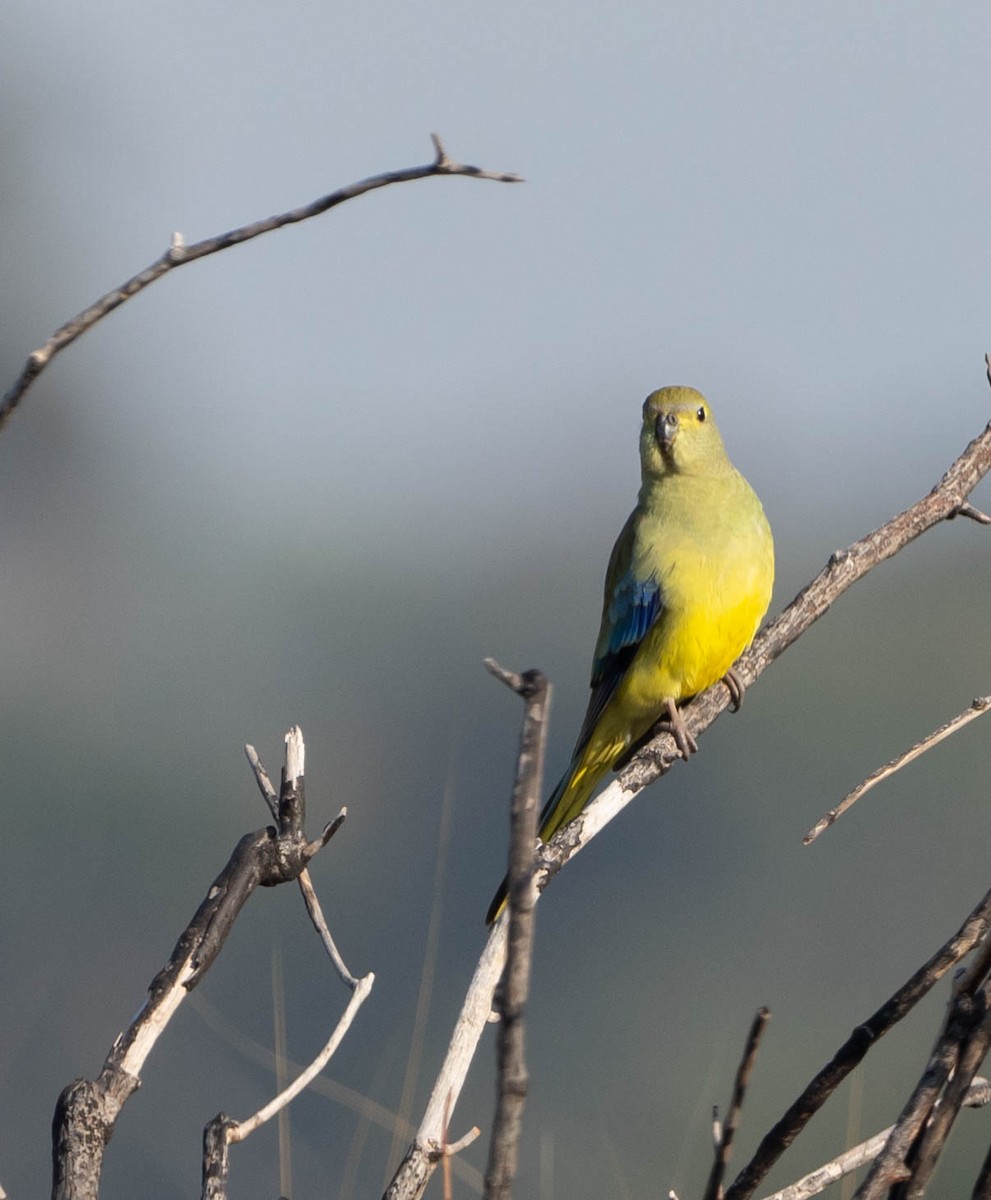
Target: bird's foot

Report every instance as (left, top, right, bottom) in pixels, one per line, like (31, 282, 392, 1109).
(658, 697, 698, 760)
(723, 667, 746, 712)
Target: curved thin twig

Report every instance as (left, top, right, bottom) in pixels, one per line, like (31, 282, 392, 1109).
(805, 695, 991, 843)
(0, 134, 521, 431)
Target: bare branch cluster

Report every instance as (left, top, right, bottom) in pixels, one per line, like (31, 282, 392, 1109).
(6, 134, 990, 1200)
(51, 727, 372, 1200)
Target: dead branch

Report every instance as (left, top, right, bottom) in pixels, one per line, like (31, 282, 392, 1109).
(0, 134, 521, 432)
(854, 955, 991, 1198)
(51, 726, 353, 1200)
(723, 882, 991, 1200)
(756, 1078, 990, 1200)
(703, 1009, 770, 1200)
(202, 973, 374, 1200)
(247, 738, 355, 987)
(483, 662, 551, 1200)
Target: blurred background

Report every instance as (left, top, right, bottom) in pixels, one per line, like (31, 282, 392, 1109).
(2, 3, 991, 1196)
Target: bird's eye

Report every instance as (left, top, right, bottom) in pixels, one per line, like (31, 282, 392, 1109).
(696, 406, 706, 422)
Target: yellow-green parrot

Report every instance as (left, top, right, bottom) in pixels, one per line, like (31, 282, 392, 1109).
(487, 386, 774, 923)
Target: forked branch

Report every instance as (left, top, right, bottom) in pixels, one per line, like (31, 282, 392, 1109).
(52, 727, 359, 1200)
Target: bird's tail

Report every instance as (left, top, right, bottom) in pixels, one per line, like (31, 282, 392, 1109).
(484, 746, 611, 924)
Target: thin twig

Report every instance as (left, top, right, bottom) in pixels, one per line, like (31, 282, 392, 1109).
(244, 742, 279, 818)
(227, 972, 374, 1142)
(189, 988, 485, 1192)
(955, 501, 991, 524)
(703, 1009, 770, 1200)
(0, 134, 521, 431)
(484, 661, 551, 1200)
(442, 1093, 453, 1200)
(805, 696, 991, 843)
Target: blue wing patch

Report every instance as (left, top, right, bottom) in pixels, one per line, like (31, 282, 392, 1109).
(576, 574, 663, 751)
(594, 576, 662, 685)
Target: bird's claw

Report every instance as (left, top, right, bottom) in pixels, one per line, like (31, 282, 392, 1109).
(659, 697, 698, 760)
(723, 667, 746, 712)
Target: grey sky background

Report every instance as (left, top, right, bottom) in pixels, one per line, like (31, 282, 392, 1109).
(3, 3, 991, 1197)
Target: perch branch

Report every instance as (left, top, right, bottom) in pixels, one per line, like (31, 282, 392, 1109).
(0, 134, 521, 430)
(804, 695, 991, 843)
(383, 920, 509, 1200)
(385, 400, 991, 1200)
(526, 405, 991, 907)
(483, 661, 551, 1200)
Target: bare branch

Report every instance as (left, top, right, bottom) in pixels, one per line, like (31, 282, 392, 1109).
(854, 953, 991, 1199)
(955, 501, 991, 524)
(723, 882, 991, 1200)
(0, 135, 521, 430)
(805, 695, 991, 843)
(245, 742, 279, 819)
(703, 1009, 770, 1200)
(484, 662, 551, 1200)
(384, 922, 509, 1200)
(757, 1078, 990, 1200)
(52, 728, 344, 1200)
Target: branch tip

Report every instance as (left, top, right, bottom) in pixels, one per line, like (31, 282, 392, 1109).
(321, 811, 347, 844)
(484, 656, 524, 693)
(430, 132, 450, 168)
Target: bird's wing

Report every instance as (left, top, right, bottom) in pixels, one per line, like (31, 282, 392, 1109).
(574, 514, 665, 752)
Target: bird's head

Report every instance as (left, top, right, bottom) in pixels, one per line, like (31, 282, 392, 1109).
(639, 386, 729, 479)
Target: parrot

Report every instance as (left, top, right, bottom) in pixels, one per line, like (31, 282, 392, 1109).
(486, 386, 774, 924)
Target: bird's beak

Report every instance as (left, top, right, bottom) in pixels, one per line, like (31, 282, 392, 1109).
(655, 411, 678, 454)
